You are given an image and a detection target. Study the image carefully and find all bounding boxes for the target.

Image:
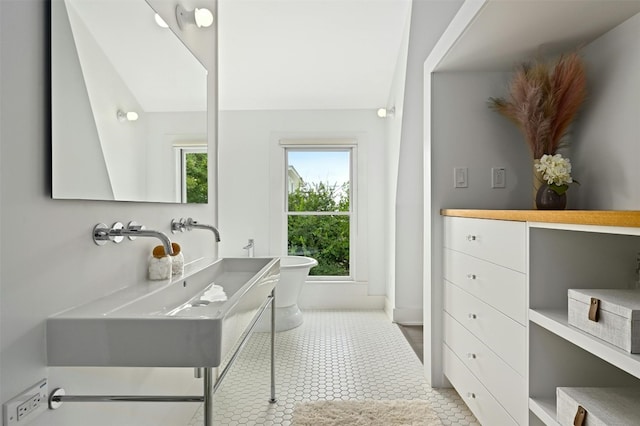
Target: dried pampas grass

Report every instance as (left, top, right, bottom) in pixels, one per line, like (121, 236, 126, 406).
(489, 52, 587, 159)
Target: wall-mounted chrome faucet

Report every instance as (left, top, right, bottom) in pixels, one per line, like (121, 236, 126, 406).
(243, 239, 255, 257)
(93, 221, 174, 255)
(171, 218, 221, 242)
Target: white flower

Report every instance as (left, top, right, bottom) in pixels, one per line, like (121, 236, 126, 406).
(535, 154, 574, 187)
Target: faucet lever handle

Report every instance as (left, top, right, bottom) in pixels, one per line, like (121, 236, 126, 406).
(171, 218, 187, 233)
(93, 223, 110, 245)
(92, 222, 125, 244)
(126, 221, 145, 240)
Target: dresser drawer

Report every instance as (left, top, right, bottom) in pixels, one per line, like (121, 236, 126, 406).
(444, 216, 526, 272)
(444, 281, 526, 376)
(444, 248, 526, 325)
(444, 313, 526, 424)
(443, 344, 518, 426)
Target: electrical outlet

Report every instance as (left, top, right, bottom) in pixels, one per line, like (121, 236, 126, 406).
(16, 400, 30, 421)
(3, 379, 48, 425)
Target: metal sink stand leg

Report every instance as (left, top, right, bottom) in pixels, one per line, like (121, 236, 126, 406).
(48, 291, 277, 426)
(270, 288, 277, 403)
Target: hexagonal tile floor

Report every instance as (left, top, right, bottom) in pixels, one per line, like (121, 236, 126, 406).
(187, 310, 478, 426)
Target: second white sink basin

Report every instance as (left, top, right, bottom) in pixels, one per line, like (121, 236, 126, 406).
(46, 257, 280, 368)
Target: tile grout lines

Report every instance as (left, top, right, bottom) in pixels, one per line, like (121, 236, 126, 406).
(187, 310, 478, 426)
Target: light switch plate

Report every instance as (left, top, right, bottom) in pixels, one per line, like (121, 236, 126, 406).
(454, 167, 468, 188)
(491, 167, 506, 188)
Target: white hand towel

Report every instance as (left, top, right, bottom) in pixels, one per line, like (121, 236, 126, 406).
(200, 284, 227, 302)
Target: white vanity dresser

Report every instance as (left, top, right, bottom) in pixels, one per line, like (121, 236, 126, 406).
(441, 210, 640, 426)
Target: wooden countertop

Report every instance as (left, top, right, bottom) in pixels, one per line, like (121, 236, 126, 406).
(440, 209, 640, 228)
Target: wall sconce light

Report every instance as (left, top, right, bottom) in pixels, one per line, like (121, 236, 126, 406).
(377, 106, 395, 118)
(176, 4, 214, 29)
(154, 13, 169, 28)
(117, 110, 139, 122)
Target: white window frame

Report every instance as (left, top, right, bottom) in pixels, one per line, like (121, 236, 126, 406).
(282, 140, 357, 281)
(174, 144, 207, 203)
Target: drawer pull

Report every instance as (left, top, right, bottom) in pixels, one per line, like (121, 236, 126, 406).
(466, 273, 477, 280)
(466, 235, 477, 241)
(467, 353, 477, 359)
(574, 405, 587, 426)
(466, 392, 476, 399)
(589, 298, 600, 322)
(468, 313, 477, 320)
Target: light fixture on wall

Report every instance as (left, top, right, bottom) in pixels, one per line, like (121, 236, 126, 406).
(176, 4, 214, 29)
(154, 13, 169, 28)
(117, 110, 139, 122)
(377, 106, 395, 118)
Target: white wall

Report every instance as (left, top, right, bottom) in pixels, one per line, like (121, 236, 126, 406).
(0, 1, 218, 424)
(571, 12, 640, 210)
(217, 109, 386, 306)
(383, 2, 412, 318)
(389, 0, 463, 325)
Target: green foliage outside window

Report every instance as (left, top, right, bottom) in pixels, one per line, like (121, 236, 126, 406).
(186, 153, 208, 204)
(288, 182, 350, 276)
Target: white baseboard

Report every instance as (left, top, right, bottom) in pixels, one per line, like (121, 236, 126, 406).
(298, 281, 385, 310)
(391, 307, 423, 325)
(384, 297, 394, 321)
(383, 297, 423, 325)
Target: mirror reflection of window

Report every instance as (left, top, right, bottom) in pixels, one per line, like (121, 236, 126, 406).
(176, 147, 208, 204)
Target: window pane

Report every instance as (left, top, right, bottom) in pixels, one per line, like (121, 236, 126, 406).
(287, 150, 350, 212)
(288, 215, 349, 276)
(185, 152, 208, 203)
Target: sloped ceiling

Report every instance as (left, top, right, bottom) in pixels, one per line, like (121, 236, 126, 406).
(218, 0, 413, 110)
(70, 0, 413, 112)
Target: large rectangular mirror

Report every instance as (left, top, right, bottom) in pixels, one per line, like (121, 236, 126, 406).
(51, 0, 208, 203)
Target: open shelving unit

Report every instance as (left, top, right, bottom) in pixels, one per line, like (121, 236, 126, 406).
(529, 309, 640, 379)
(528, 398, 559, 426)
(528, 223, 640, 425)
(528, 307, 640, 424)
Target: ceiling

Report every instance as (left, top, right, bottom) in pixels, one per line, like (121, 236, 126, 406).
(68, 0, 412, 112)
(218, 0, 413, 110)
(66, 0, 640, 112)
(435, 0, 640, 71)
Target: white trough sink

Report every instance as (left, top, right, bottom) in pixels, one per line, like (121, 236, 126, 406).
(47, 257, 280, 368)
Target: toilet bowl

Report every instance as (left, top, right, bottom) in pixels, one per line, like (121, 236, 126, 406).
(258, 256, 317, 332)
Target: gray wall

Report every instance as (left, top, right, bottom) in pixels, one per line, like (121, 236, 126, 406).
(426, 71, 531, 386)
(0, 1, 217, 424)
(572, 12, 640, 209)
